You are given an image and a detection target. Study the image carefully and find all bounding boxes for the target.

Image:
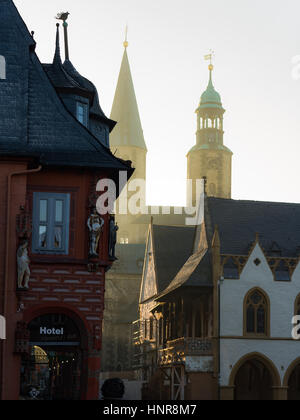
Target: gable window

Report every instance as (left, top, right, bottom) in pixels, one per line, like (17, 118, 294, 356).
(76, 102, 88, 127)
(0, 55, 6, 79)
(244, 289, 269, 336)
(32, 192, 70, 254)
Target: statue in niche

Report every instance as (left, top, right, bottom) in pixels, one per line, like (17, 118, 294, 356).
(17, 241, 30, 289)
(87, 208, 104, 258)
(108, 217, 119, 260)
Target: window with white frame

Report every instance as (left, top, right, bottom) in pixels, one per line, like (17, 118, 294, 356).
(32, 192, 70, 254)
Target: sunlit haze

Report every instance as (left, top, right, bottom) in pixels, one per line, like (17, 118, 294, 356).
(14, 0, 300, 206)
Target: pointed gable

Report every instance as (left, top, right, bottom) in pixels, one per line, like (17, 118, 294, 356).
(110, 47, 147, 150)
(140, 225, 157, 303)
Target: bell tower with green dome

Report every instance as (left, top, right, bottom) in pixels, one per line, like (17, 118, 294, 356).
(187, 62, 233, 204)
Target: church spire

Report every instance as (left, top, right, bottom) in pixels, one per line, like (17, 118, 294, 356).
(110, 37, 147, 151)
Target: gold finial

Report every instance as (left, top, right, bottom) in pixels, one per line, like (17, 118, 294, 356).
(204, 49, 214, 70)
(123, 25, 129, 48)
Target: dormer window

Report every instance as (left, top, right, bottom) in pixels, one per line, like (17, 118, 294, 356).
(0, 55, 6, 79)
(76, 102, 88, 127)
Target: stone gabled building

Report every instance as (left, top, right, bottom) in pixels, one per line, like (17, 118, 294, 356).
(137, 194, 300, 400)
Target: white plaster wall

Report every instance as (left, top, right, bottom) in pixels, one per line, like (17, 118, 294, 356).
(185, 356, 214, 373)
(220, 243, 300, 338)
(219, 243, 300, 386)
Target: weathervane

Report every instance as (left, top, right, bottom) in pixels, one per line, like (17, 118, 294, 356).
(204, 49, 215, 70)
(55, 12, 70, 22)
(124, 25, 129, 48)
(55, 12, 70, 60)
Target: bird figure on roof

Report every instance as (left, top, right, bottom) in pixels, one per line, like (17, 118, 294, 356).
(55, 12, 70, 22)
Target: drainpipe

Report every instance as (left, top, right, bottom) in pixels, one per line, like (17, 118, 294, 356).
(1, 164, 42, 400)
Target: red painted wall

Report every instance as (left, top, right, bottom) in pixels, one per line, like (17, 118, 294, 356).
(0, 162, 114, 400)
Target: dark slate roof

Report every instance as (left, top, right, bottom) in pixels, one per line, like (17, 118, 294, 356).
(0, 0, 130, 174)
(157, 248, 212, 299)
(206, 197, 300, 257)
(42, 25, 115, 130)
(152, 225, 196, 294)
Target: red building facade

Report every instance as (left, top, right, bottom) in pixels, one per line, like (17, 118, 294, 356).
(0, 0, 132, 400)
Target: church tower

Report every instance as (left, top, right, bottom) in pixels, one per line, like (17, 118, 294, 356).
(110, 38, 147, 206)
(187, 62, 232, 205)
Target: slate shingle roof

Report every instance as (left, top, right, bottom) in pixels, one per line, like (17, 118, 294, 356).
(206, 197, 300, 257)
(150, 197, 300, 300)
(0, 0, 131, 174)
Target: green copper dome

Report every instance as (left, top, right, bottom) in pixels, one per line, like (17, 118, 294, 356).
(198, 67, 223, 110)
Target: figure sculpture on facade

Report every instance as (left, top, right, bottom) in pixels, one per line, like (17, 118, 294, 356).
(87, 208, 104, 258)
(108, 217, 119, 260)
(17, 241, 30, 289)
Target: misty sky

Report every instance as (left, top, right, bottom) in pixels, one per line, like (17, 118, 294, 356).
(14, 0, 300, 206)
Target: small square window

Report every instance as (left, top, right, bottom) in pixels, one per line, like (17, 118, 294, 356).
(32, 192, 70, 254)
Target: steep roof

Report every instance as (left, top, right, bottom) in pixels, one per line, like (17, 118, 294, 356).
(110, 46, 147, 150)
(0, 0, 131, 174)
(206, 197, 300, 257)
(148, 196, 300, 301)
(152, 225, 195, 294)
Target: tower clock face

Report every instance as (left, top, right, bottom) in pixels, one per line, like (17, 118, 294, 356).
(208, 158, 220, 170)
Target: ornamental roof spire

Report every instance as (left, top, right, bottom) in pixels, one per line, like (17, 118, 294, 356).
(53, 23, 62, 65)
(198, 52, 223, 111)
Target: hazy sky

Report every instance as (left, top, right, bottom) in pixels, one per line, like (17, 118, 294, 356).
(14, 0, 300, 206)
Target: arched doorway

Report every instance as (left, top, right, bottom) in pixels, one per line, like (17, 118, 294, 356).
(284, 358, 300, 400)
(287, 365, 300, 400)
(234, 359, 273, 400)
(20, 313, 85, 400)
(229, 353, 280, 401)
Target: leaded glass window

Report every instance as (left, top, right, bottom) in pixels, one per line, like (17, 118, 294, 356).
(245, 290, 268, 336)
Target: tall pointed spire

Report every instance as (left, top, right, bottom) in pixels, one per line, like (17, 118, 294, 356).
(110, 37, 147, 150)
(53, 23, 62, 65)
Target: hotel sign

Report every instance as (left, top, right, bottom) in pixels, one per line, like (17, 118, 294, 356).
(40, 327, 64, 336)
(28, 314, 80, 344)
